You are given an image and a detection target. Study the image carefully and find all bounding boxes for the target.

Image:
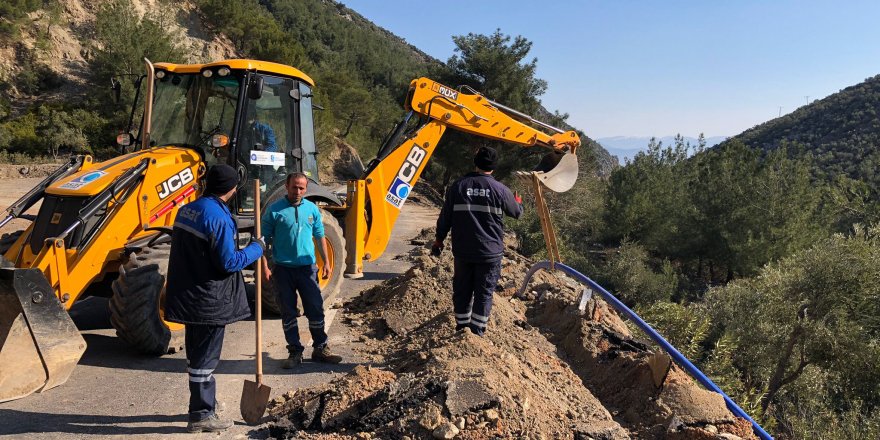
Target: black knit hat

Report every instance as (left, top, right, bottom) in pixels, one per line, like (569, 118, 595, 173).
(206, 164, 239, 195)
(474, 146, 498, 171)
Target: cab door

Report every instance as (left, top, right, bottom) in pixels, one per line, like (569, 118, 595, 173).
(235, 74, 301, 213)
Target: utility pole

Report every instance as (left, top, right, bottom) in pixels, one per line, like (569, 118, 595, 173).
(778, 106, 782, 117)
(804, 95, 810, 105)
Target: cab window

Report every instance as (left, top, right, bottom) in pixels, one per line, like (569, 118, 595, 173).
(237, 75, 296, 212)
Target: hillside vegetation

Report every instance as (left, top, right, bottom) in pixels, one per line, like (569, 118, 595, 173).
(0, 0, 608, 176)
(507, 132, 880, 439)
(729, 74, 880, 192)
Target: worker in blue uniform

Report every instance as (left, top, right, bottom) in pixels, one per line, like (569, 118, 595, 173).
(433, 146, 523, 335)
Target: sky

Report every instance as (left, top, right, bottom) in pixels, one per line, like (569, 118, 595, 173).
(339, 0, 880, 139)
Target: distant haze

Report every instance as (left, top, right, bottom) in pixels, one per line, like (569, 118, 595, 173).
(598, 136, 728, 164)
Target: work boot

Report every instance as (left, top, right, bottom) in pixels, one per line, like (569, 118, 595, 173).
(312, 345, 342, 364)
(282, 350, 303, 369)
(187, 413, 233, 433)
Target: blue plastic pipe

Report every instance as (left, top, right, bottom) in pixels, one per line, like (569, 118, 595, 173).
(519, 261, 773, 440)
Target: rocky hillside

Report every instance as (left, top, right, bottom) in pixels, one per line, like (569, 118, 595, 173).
(0, 0, 612, 176)
(0, 0, 234, 102)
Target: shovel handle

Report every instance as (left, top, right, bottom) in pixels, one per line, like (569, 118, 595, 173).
(254, 179, 263, 383)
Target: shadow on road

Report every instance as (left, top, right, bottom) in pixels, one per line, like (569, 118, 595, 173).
(357, 271, 399, 281)
(0, 409, 185, 436)
(77, 334, 358, 375)
(69, 296, 113, 330)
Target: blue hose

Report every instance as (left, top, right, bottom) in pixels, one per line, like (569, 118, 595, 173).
(518, 261, 773, 440)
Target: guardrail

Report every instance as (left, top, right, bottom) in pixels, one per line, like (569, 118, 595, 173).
(518, 261, 773, 440)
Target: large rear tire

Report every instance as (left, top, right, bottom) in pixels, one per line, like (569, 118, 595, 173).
(262, 208, 346, 315)
(109, 242, 184, 355)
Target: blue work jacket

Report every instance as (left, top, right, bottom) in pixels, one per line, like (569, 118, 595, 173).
(436, 172, 523, 263)
(165, 195, 263, 325)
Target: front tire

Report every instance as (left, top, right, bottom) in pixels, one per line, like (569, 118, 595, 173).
(262, 208, 346, 315)
(109, 242, 184, 355)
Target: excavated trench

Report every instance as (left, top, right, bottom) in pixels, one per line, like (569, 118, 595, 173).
(263, 229, 757, 440)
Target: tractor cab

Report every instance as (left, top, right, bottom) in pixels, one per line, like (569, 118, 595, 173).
(130, 60, 320, 214)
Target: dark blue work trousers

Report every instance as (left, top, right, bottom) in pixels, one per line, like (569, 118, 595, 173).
(184, 325, 225, 422)
(274, 264, 327, 353)
(452, 259, 502, 336)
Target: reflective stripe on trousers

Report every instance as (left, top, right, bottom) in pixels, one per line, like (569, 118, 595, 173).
(452, 259, 501, 336)
(185, 325, 225, 422)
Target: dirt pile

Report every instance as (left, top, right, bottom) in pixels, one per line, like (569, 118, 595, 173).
(318, 137, 365, 184)
(264, 229, 757, 439)
(0, 163, 63, 179)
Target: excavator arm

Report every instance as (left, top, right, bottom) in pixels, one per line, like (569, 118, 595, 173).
(343, 77, 581, 278)
(406, 78, 580, 153)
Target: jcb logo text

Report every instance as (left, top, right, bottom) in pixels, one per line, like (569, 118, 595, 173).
(157, 168, 194, 199)
(397, 145, 427, 184)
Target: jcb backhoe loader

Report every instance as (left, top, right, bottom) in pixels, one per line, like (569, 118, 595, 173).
(0, 59, 579, 402)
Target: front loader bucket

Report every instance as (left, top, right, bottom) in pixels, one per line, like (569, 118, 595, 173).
(533, 151, 579, 193)
(0, 268, 86, 402)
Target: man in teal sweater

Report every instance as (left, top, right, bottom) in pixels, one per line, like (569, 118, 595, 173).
(261, 173, 342, 367)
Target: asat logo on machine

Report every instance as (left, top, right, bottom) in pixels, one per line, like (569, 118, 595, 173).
(385, 144, 426, 209)
(430, 83, 458, 101)
(157, 168, 194, 199)
(58, 170, 107, 190)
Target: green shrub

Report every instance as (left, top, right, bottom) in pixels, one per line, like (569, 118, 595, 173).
(600, 241, 678, 305)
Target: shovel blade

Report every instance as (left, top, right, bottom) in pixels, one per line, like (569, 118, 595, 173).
(240, 379, 271, 425)
(533, 151, 579, 193)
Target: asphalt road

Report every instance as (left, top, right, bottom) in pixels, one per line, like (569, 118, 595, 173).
(0, 179, 437, 439)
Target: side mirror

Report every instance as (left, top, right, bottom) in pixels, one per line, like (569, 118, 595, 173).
(116, 133, 133, 147)
(290, 147, 303, 159)
(248, 76, 264, 100)
(289, 89, 301, 101)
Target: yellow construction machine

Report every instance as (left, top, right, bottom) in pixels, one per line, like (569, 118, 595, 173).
(0, 59, 579, 402)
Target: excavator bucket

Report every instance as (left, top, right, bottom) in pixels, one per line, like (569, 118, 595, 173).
(533, 150, 579, 193)
(0, 267, 86, 402)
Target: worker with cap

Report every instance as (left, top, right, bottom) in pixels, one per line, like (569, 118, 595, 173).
(432, 146, 523, 335)
(165, 164, 265, 433)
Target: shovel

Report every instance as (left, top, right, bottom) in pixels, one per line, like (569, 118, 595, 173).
(241, 179, 271, 424)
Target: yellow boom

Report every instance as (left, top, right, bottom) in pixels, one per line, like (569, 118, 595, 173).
(343, 77, 581, 278)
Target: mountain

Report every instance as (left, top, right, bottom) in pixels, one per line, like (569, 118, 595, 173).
(0, 0, 612, 175)
(725, 74, 880, 190)
(598, 135, 728, 164)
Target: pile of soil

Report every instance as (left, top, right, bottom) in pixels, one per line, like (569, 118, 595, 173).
(318, 137, 366, 184)
(263, 229, 757, 439)
(0, 163, 62, 179)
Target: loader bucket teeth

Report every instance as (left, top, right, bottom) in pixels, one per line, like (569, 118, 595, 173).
(0, 268, 86, 402)
(533, 151, 579, 193)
